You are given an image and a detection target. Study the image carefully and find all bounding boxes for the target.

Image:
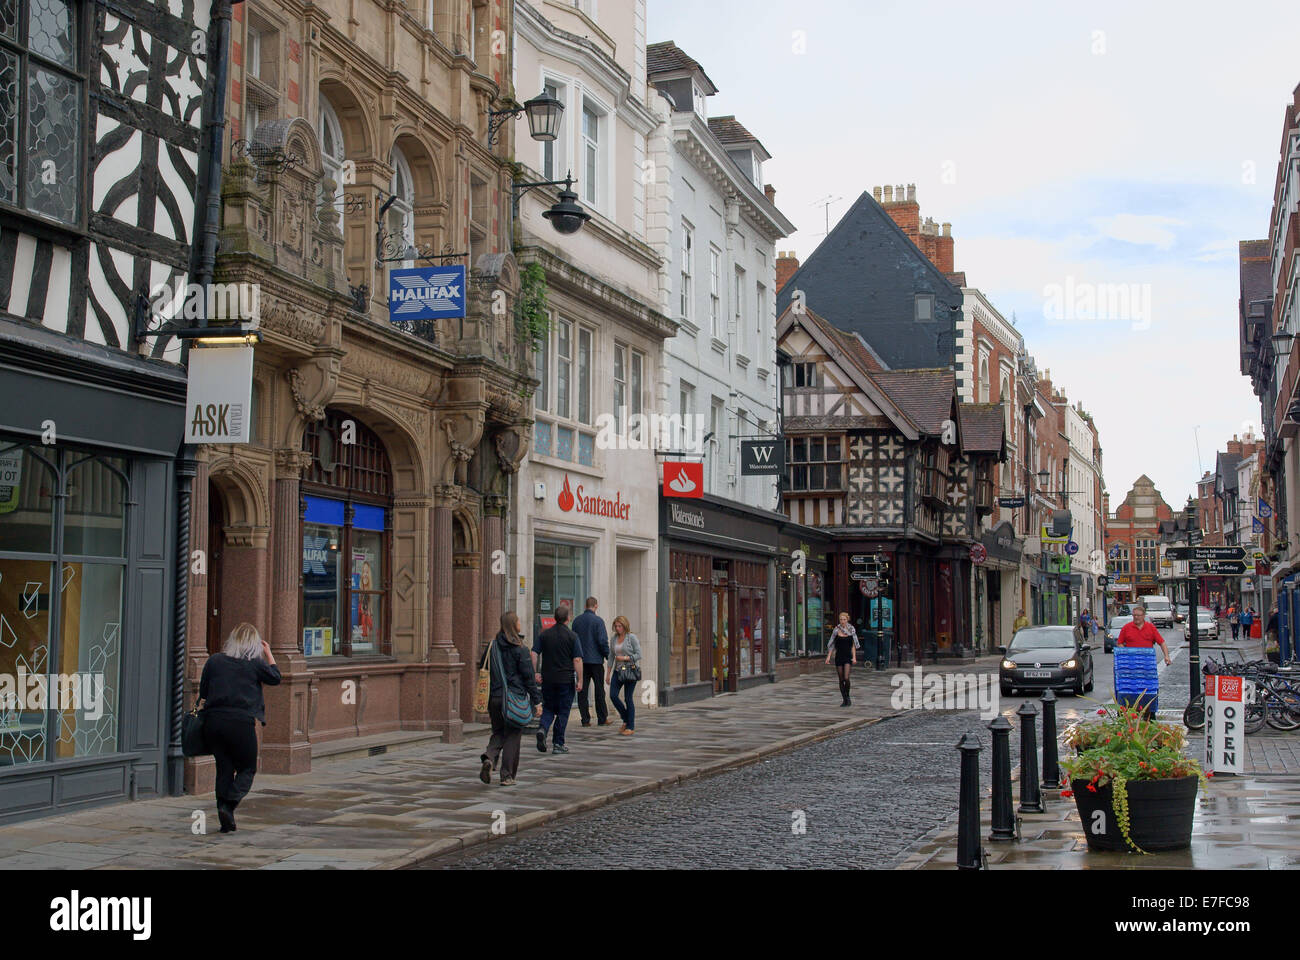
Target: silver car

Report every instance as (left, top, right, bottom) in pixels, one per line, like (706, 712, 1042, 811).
(1183, 606, 1218, 641)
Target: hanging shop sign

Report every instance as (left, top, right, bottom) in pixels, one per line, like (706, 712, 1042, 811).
(740, 439, 785, 476)
(184, 345, 253, 443)
(997, 496, 1026, 509)
(663, 460, 703, 498)
(388, 265, 466, 321)
(859, 576, 882, 598)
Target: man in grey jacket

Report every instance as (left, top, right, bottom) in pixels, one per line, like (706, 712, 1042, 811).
(571, 597, 611, 726)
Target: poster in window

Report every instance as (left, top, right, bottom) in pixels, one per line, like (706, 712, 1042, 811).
(352, 552, 376, 643)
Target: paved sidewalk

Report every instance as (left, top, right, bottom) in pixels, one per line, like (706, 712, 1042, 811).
(900, 637, 1300, 870)
(0, 660, 992, 870)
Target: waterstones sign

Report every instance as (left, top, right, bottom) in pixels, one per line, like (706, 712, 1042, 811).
(668, 501, 705, 530)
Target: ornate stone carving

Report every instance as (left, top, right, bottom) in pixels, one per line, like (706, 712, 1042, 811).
(346, 352, 435, 396)
(432, 481, 463, 508)
(263, 297, 326, 345)
(274, 448, 314, 476)
(287, 367, 326, 421)
(493, 425, 528, 475)
(441, 417, 474, 484)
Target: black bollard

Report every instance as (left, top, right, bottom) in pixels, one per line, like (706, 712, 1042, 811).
(1040, 689, 1060, 791)
(1016, 700, 1044, 814)
(987, 715, 1016, 841)
(956, 730, 983, 870)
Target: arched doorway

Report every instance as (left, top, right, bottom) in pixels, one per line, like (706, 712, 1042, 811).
(207, 482, 225, 655)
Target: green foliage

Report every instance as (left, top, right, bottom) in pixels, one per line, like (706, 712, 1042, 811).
(516, 261, 549, 353)
(1060, 701, 1206, 854)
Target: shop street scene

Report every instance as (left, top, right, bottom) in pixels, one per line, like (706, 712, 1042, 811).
(2, 0, 1300, 928)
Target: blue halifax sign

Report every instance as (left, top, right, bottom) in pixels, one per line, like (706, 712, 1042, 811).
(388, 265, 466, 322)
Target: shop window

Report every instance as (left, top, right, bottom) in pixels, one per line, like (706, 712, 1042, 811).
(735, 560, 766, 677)
(787, 435, 843, 492)
(668, 552, 708, 686)
(533, 540, 589, 638)
(0, 440, 126, 767)
(301, 412, 392, 657)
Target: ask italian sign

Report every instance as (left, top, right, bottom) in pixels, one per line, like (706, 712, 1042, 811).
(388, 265, 466, 321)
(184, 346, 253, 444)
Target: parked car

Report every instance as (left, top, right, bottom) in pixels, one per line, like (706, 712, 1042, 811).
(1183, 606, 1219, 641)
(1139, 596, 1174, 628)
(1172, 602, 1186, 623)
(999, 625, 1095, 697)
(1104, 614, 1133, 653)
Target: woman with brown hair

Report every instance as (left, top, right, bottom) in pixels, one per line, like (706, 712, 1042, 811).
(607, 615, 643, 735)
(198, 622, 281, 833)
(480, 610, 542, 786)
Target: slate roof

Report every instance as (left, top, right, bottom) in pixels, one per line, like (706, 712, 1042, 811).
(957, 403, 1006, 456)
(773, 191, 962, 370)
(646, 41, 719, 91)
(1217, 452, 1242, 490)
(871, 369, 956, 436)
(707, 115, 770, 157)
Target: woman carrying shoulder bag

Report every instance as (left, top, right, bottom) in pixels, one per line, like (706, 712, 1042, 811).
(198, 622, 281, 833)
(607, 615, 642, 735)
(480, 611, 542, 786)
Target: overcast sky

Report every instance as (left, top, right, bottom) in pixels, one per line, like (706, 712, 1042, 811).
(648, 0, 1299, 509)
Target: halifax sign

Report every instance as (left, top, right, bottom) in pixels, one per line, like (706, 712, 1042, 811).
(388, 265, 467, 322)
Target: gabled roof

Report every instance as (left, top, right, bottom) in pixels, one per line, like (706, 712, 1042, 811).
(832, 328, 887, 373)
(646, 41, 719, 93)
(707, 115, 770, 158)
(871, 369, 957, 436)
(778, 304, 919, 439)
(957, 403, 1006, 458)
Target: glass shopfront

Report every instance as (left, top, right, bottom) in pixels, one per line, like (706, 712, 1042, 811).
(0, 440, 126, 767)
(533, 539, 589, 636)
(300, 411, 392, 657)
(669, 551, 707, 685)
(778, 556, 828, 658)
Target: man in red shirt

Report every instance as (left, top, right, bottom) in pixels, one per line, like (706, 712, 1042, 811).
(1117, 602, 1172, 666)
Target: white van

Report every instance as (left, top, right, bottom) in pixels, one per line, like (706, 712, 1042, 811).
(1138, 595, 1173, 628)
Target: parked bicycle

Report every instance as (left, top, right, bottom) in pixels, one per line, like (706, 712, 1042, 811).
(1182, 658, 1300, 733)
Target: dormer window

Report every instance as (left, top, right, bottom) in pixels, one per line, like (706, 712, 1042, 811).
(693, 84, 706, 117)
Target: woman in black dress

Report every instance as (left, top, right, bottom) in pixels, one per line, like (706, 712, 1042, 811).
(825, 612, 859, 706)
(198, 622, 281, 833)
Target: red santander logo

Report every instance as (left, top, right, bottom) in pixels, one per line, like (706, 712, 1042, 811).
(663, 461, 703, 498)
(557, 474, 631, 520)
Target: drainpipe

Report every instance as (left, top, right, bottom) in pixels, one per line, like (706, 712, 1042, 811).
(168, 0, 238, 797)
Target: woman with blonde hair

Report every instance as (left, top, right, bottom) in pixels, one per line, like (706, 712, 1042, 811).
(825, 611, 858, 706)
(198, 622, 281, 832)
(606, 615, 642, 735)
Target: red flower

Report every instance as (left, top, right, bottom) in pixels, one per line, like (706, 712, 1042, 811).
(1086, 784, 1097, 793)
(1061, 789, 1074, 798)
(1206, 771, 1215, 778)
(1096, 709, 1106, 716)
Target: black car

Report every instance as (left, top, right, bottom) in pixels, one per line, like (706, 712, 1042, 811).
(999, 625, 1095, 696)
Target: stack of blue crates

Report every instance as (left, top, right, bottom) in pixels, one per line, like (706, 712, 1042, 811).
(1113, 646, 1158, 712)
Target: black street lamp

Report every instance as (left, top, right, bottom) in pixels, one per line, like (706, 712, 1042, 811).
(512, 172, 592, 236)
(487, 90, 565, 146)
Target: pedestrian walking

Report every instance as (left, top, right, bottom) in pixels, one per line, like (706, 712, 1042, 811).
(1229, 604, 1240, 640)
(198, 622, 281, 833)
(1073, 613, 1091, 648)
(825, 612, 859, 706)
(532, 604, 583, 755)
(1267, 604, 1281, 665)
(1214, 602, 1221, 621)
(480, 611, 543, 786)
(572, 597, 611, 727)
(606, 615, 643, 735)
(1013, 608, 1029, 633)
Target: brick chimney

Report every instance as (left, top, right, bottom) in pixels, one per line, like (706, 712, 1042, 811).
(874, 183, 955, 274)
(763, 183, 776, 204)
(935, 222, 954, 274)
(776, 251, 800, 293)
(879, 181, 920, 243)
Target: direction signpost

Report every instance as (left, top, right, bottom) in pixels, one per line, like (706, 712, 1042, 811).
(1165, 546, 1246, 562)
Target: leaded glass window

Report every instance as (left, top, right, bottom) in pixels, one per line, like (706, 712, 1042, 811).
(0, 0, 82, 224)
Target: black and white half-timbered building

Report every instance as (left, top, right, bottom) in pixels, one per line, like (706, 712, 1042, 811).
(777, 303, 1005, 667)
(0, 0, 215, 822)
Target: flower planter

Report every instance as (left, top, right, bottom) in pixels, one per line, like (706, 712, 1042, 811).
(1071, 775, 1198, 852)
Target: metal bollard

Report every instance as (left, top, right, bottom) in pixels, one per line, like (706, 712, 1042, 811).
(1016, 700, 1044, 814)
(1040, 689, 1060, 791)
(987, 715, 1016, 841)
(956, 730, 983, 870)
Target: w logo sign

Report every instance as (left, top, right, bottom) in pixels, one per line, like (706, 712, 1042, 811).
(741, 439, 785, 476)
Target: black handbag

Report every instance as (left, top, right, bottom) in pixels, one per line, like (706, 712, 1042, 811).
(616, 662, 642, 684)
(182, 700, 210, 757)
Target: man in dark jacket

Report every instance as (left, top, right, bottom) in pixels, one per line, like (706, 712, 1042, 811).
(571, 597, 611, 726)
(532, 604, 583, 754)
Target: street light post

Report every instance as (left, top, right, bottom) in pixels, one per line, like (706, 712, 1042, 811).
(1185, 499, 1201, 693)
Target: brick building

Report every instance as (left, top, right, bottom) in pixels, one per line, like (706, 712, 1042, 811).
(1105, 477, 1176, 602)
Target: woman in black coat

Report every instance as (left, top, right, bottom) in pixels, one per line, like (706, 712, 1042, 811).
(480, 611, 542, 786)
(198, 622, 281, 833)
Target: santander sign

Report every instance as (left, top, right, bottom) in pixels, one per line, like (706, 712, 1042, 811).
(557, 474, 631, 520)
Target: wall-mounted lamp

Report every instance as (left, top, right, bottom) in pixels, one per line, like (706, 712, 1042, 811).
(512, 172, 591, 236)
(487, 90, 564, 146)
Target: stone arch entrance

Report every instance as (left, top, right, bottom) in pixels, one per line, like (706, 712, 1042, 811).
(205, 459, 272, 657)
(452, 508, 483, 720)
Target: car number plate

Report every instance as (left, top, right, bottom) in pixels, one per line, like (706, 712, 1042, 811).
(1023, 670, 1052, 679)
